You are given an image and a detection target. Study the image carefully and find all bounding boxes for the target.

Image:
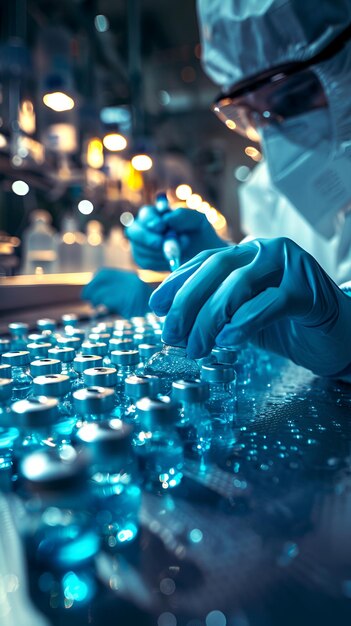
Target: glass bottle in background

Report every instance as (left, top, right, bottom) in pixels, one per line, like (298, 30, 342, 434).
(201, 363, 237, 427)
(172, 379, 212, 461)
(133, 397, 184, 490)
(2, 351, 32, 400)
(144, 344, 200, 396)
(21, 209, 57, 274)
(19, 446, 99, 611)
(56, 215, 85, 273)
(8, 323, 29, 351)
(84, 220, 105, 273)
(75, 419, 141, 549)
(48, 347, 78, 383)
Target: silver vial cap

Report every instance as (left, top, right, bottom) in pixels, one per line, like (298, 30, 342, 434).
(211, 347, 238, 365)
(81, 341, 108, 356)
(201, 363, 235, 383)
(73, 354, 103, 373)
(172, 379, 209, 403)
(48, 346, 75, 363)
(30, 358, 61, 377)
(83, 367, 117, 387)
(110, 349, 140, 366)
(33, 374, 70, 397)
(73, 386, 115, 414)
(11, 396, 59, 429)
(2, 351, 30, 366)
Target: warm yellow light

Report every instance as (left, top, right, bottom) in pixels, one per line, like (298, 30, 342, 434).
(18, 100, 36, 134)
(175, 184, 192, 200)
(225, 119, 236, 130)
(87, 138, 104, 169)
(87, 233, 102, 246)
(63, 232, 75, 245)
(206, 207, 218, 224)
(0, 134, 7, 149)
(131, 154, 153, 171)
(103, 133, 127, 151)
(43, 92, 75, 112)
(186, 193, 202, 210)
(245, 146, 262, 162)
(198, 201, 210, 214)
(246, 127, 261, 143)
(214, 212, 227, 230)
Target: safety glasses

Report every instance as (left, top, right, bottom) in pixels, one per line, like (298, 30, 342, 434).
(211, 23, 351, 141)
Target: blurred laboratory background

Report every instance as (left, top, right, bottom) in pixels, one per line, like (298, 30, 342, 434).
(0, 0, 260, 278)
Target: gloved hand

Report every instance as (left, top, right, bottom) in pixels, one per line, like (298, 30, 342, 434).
(149, 237, 351, 380)
(82, 268, 153, 317)
(126, 205, 227, 271)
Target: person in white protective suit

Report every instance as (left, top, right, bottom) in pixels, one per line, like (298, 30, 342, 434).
(83, 0, 351, 383)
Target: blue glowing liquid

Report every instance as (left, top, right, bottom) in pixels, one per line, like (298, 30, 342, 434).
(93, 478, 141, 548)
(206, 382, 236, 426)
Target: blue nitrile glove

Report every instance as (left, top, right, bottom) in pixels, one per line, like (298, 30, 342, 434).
(126, 205, 228, 271)
(82, 268, 153, 317)
(149, 238, 351, 381)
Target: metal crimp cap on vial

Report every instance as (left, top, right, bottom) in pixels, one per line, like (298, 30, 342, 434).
(57, 335, 82, 350)
(73, 386, 115, 415)
(110, 349, 140, 367)
(75, 419, 133, 461)
(108, 338, 134, 351)
(125, 374, 159, 400)
(30, 358, 61, 377)
(11, 396, 59, 429)
(136, 396, 178, 429)
(0, 364, 12, 378)
(83, 367, 117, 387)
(73, 354, 103, 373)
(172, 379, 209, 403)
(20, 445, 89, 492)
(48, 347, 75, 363)
(201, 363, 236, 383)
(0, 377, 13, 401)
(27, 342, 52, 358)
(0, 339, 11, 354)
(2, 351, 30, 366)
(138, 343, 162, 360)
(81, 341, 108, 356)
(37, 318, 56, 332)
(211, 347, 238, 365)
(8, 322, 29, 335)
(33, 374, 70, 397)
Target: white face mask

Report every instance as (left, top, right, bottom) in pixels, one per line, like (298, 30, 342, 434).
(260, 108, 351, 239)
